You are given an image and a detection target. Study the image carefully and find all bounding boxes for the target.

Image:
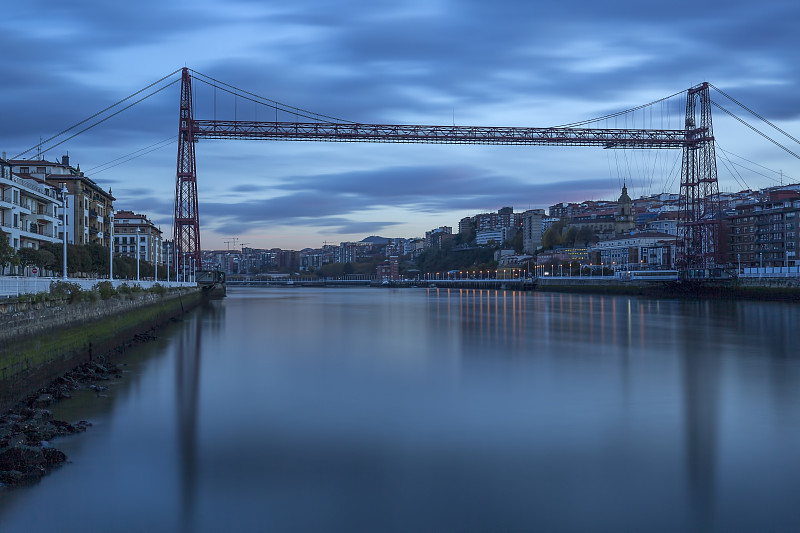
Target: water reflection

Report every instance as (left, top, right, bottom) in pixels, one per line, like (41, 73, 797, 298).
(174, 307, 201, 531)
(174, 300, 225, 532)
(678, 310, 720, 532)
(3, 289, 800, 532)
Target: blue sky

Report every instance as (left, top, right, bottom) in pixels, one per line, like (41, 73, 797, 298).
(2, 0, 799, 249)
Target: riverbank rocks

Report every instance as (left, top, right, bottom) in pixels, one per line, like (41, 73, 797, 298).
(0, 357, 121, 488)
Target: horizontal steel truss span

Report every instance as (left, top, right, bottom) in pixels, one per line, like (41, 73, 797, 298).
(193, 120, 708, 149)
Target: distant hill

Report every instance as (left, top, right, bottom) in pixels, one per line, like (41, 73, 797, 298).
(361, 236, 390, 244)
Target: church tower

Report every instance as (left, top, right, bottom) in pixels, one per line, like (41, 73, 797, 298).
(615, 182, 634, 234)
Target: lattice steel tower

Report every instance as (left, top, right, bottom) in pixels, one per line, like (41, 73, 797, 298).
(677, 82, 721, 271)
(173, 67, 201, 274)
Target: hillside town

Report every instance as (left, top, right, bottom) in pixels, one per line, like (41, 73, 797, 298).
(1, 152, 798, 281)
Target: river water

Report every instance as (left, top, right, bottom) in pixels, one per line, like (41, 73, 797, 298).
(1, 287, 800, 532)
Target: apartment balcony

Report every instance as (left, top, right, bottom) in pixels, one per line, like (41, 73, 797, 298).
(14, 201, 32, 215)
(19, 225, 59, 243)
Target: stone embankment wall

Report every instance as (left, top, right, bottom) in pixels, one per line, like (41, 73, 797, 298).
(0, 288, 202, 409)
(535, 278, 651, 295)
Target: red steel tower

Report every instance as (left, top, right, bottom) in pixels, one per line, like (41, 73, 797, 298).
(677, 82, 721, 272)
(173, 67, 201, 273)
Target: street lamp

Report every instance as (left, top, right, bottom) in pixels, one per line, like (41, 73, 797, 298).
(109, 210, 114, 281)
(155, 231, 159, 282)
(136, 227, 141, 282)
(61, 185, 68, 280)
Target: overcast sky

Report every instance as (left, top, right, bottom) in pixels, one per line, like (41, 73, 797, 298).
(2, 0, 800, 250)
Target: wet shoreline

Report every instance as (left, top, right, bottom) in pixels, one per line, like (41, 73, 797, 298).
(0, 330, 159, 489)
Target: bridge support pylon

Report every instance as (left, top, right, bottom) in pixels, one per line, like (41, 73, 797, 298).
(677, 82, 721, 272)
(173, 67, 201, 276)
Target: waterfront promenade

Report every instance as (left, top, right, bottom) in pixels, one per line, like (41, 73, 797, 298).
(0, 277, 196, 298)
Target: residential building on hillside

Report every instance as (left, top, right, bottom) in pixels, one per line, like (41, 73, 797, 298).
(8, 155, 114, 246)
(0, 157, 63, 251)
(536, 247, 588, 265)
(729, 192, 800, 268)
(458, 217, 475, 237)
(336, 241, 373, 263)
(425, 226, 452, 249)
(473, 207, 521, 232)
(591, 232, 675, 270)
(376, 256, 399, 281)
(476, 227, 510, 246)
(113, 210, 163, 266)
(644, 211, 680, 236)
(521, 209, 545, 254)
(542, 216, 560, 234)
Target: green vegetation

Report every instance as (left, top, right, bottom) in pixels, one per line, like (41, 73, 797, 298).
(9, 280, 180, 306)
(542, 221, 596, 249)
(415, 247, 497, 276)
(317, 258, 382, 278)
(0, 229, 19, 274)
(0, 289, 202, 397)
(2, 241, 168, 280)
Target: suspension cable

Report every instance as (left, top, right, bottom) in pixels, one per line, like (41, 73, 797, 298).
(85, 136, 177, 174)
(711, 101, 800, 161)
(710, 83, 800, 146)
(551, 89, 686, 129)
(189, 69, 354, 124)
(12, 69, 182, 160)
(19, 79, 180, 161)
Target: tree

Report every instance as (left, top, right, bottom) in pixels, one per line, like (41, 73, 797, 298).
(542, 220, 567, 249)
(563, 226, 578, 247)
(505, 230, 524, 253)
(0, 230, 17, 274)
(576, 226, 596, 247)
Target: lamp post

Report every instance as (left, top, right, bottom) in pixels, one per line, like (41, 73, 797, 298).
(166, 245, 170, 283)
(109, 210, 114, 281)
(155, 232, 159, 282)
(136, 227, 141, 282)
(61, 185, 68, 280)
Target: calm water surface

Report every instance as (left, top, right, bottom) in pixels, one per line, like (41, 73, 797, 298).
(1, 287, 800, 532)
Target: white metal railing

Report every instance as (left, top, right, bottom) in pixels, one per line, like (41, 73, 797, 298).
(740, 266, 800, 278)
(0, 277, 196, 298)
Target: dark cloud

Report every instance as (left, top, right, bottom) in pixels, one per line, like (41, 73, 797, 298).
(196, 164, 615, 233)
(3, 0, 800, 247)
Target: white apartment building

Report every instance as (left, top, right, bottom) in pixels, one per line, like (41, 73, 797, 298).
(0, 158, 63, 250)
(476, 227, 510, 246)
(113, 210, 163, 266)
(8, 155, 114, 246)
(522, 209, 545, 254)
(591, 232, 675, 270)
